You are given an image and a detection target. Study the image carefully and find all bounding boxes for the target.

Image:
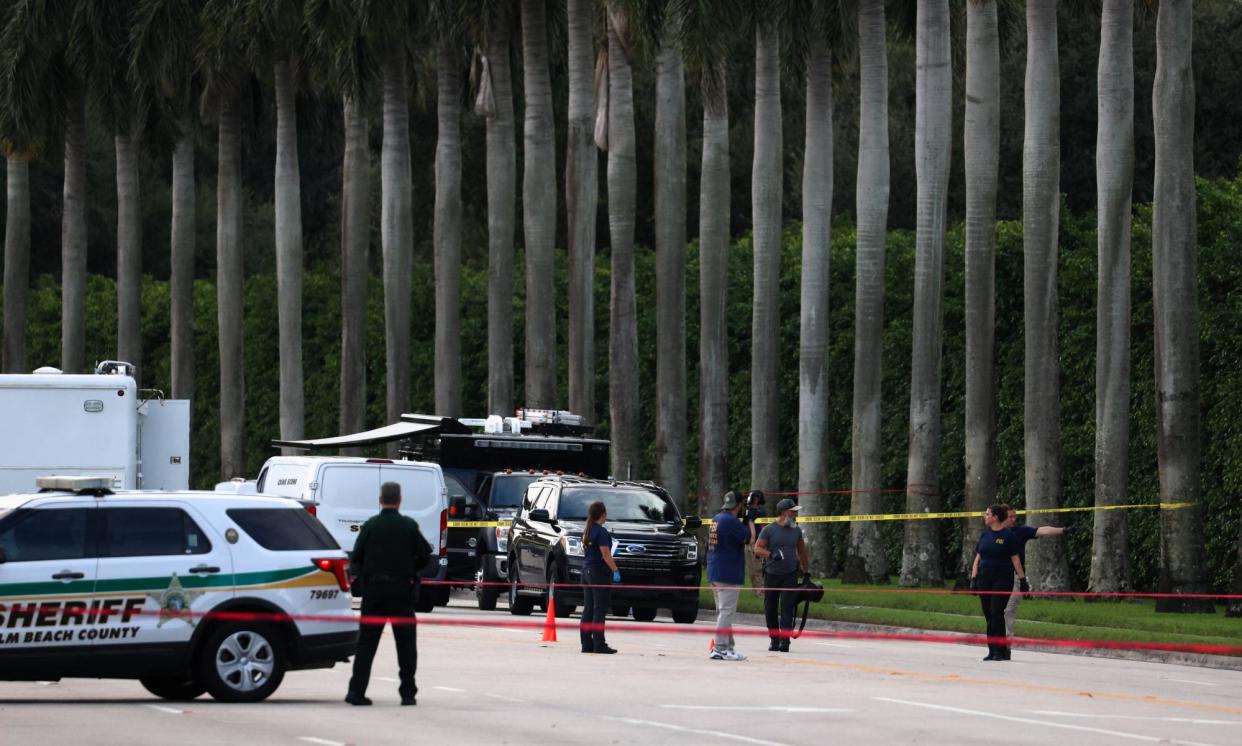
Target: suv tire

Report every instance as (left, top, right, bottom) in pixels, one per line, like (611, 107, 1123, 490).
(476, 564, 500, 611)
(631, 607, 658, 623)
(508, 566, 534, 616)
(415, 591, 437, 614)
(140, 676, 206, 701)
(199, 622, 286, 703)
(672, 607, 699, 624)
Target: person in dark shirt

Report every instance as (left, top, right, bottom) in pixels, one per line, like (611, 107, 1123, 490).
(346, 481, 432, 706)
(754, 499, 809, 653)
(707, 491, 756, 661)
(580, 500, 620, 654)
(969, 504, 1027, 661)
(1001, 504, 1076, 638)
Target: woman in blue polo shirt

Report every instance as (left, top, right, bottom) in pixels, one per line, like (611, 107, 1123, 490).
(580, 501, 620, 654)
(969, 504, 1027, 661)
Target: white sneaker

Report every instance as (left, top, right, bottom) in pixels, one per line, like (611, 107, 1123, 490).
(709, 649, 727, 660)
(723, 650, 747, 661)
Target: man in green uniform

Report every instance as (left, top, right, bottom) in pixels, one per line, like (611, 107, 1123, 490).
(346, 481, 432, 706)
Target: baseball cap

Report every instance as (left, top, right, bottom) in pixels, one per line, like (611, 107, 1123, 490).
(776, 498, 802, 514)
(720, 491, 741, 510)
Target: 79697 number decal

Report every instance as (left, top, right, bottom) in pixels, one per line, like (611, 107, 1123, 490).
(310, 589, 340, 600)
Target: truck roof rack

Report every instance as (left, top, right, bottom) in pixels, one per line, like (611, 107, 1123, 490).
(36, 475, 115, 495)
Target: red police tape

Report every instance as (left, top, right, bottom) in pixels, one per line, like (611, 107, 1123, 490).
(39, 603, 1242, 656)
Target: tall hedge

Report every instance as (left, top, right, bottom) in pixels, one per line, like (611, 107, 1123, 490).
(4, 171, 1241, 592)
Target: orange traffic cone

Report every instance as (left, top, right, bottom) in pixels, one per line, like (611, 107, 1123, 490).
(708, 638, 715, 653)
(541, 588, 558, 643)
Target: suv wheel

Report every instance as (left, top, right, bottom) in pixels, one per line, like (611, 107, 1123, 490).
(140, 676, 206, 701)
(631, 607, 658, 623)
(415, 588, 437, 614)
(672, 607, 699, 624)
(476, 565, 500, 611)
(508, 565, 534, 616)
(199, 623, 286, 703)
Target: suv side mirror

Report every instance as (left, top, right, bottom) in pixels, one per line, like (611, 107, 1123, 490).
(528, 508, 552, 524)
(682, 516, 703, 532)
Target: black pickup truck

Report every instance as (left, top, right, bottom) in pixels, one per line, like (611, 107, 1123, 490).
(507, 476, 703, 623)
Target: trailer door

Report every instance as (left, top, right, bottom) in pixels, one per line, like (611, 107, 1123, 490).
(138, 399, 190, 490)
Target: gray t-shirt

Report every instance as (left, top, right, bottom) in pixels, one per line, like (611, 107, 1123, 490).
(758, 522, 803, 576)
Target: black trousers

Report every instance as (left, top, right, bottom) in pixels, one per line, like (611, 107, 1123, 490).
(349, 581, 417, 699)
(580, 564, 613, 651)
(977, 567, 1014, 657)
(763, 570, 800, 646)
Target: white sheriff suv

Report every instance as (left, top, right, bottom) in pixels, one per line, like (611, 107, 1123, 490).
(0, 476, 357, 703)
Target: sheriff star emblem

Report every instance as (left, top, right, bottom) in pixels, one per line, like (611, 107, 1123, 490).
(145, 573, 205, 628)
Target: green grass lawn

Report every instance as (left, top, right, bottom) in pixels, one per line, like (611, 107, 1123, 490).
(699, 578, 1242, 648)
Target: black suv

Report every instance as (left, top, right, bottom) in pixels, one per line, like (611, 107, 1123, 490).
(507, 476, 703, 624)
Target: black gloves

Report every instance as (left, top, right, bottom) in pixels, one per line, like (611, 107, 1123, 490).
(1063, 525, 1079, 536)
(1019, 578, 1031, 594)
(969, 577, 978, 592)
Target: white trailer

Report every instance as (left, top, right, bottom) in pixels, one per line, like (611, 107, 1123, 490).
(0, 362, 190, 495)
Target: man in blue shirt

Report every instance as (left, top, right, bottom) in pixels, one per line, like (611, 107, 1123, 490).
(707, 491, 756, 661)
(1002, 505, 1077, 638)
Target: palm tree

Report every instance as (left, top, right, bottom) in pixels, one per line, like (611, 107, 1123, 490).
(434, 33, 464, 417)
(655, 15, 688, 510)
(845, 0, 889, 583)
(131, 0, 200, 401)
(566, 0, 598, 421)
(675, 0, 736, 512)
(900, 0, 950, 587)
(2, 156, 29, 373)
(1152, 0, 1208, 613)
(61, 87, 87, 374)
(199, 0, 251, 478)
(1090, 0, 1133, 594)
(1022, 0, 1070, 592)
(601, 5, 640, 480)
(797, 0, 833, 574)
(750, 11, 783, 499)
(378, 3, 414, 440)
(960, 0, 1000, 581)
(522, 0, 557, 409)
(476, 2, 517, 416)
(305, 0, 376, 448)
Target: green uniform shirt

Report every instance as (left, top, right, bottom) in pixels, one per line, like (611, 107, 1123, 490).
(351, 508, 432, 581)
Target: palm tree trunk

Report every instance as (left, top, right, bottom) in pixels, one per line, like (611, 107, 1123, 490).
(655, 37, 687, 511)
(846, 0, 889, 583)
(605, 12, 639, 481)
(339, 95, 370, 452)
(170, 115, 195, 401)
(3, 157, 30, 374)
(566, 0, 598, 421)
(485, 24, 516, 416)
(899, 0, 950, 587)
(274, 59, 304, 450)
(799, 30, 832, 575)
(960, 0, 999, 581)
(434, 42, 463, 417)
(750, 21, 782, 497)
(382, 48, 413, 442)
(217, 96, 245, 479)
(1152, 0, 1208, 613)
(522, 0, 557, 408)
(698, 60, 730, 515)
(1090, 0, 1133, 594)
(1022, 0, 1070, 592)
(61, 87, 88, 374)
(116, 134, 143, 379)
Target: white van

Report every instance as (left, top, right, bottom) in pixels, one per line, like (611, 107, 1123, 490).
(251, 456, 450, 611)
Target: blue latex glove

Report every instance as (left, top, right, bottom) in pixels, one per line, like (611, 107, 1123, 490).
(612, 570, 621, 584)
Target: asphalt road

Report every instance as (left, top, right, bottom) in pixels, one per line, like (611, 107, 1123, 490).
(3, 594, 1241, 745)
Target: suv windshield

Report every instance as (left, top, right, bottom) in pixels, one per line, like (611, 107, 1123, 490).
(491, 475, 537, 509)
(558, 486, 678, 523)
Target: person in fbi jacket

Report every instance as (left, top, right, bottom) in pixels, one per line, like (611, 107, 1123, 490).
(346, 481, 432, 706)
(969, 504, 1027, 662)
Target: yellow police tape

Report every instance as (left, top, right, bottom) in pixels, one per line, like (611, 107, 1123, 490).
(751, 501, 1197, 525)
(447, 520, 510, 528)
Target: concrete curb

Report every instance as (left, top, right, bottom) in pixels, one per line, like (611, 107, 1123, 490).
(729, 611, 1242, 671)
